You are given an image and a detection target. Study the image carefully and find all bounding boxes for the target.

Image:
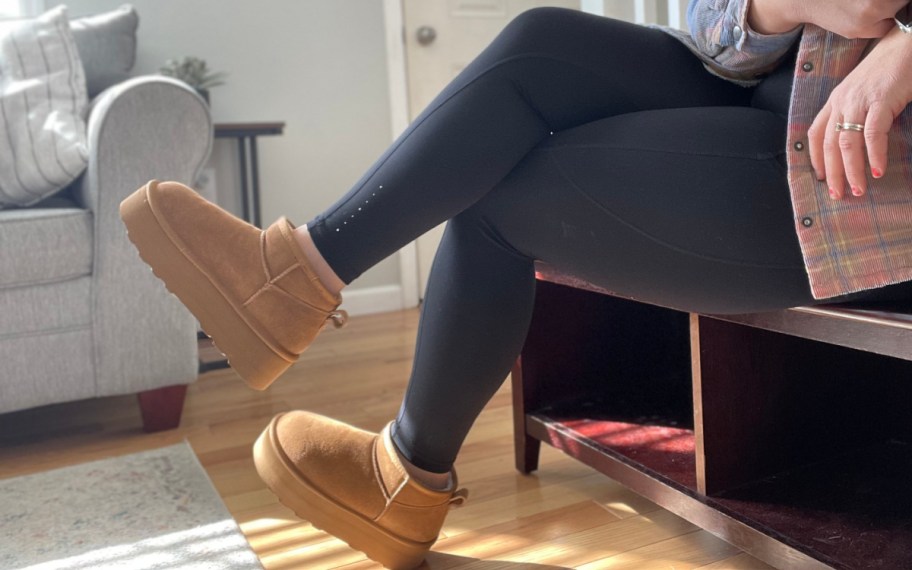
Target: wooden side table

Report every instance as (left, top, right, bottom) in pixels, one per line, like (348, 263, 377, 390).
(214, 122, 285, 227)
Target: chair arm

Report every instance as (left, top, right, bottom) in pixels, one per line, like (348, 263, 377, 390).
(72, 75, 213, 397)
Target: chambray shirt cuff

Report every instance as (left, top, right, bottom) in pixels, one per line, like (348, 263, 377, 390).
(724, 0, 802, 53)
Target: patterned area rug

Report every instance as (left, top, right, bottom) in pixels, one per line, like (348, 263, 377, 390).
(0, 442, 262, 570)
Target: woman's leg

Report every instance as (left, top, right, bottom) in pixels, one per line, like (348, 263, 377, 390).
(303, 7, 752, 284)
(390, 104, 912, 475)
(295, 7, 759, 475)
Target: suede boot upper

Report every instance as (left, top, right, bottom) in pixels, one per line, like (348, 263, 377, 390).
(147, 182, 344, 357)
(274, 411, 467, 545)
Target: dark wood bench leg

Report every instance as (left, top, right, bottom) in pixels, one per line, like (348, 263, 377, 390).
(137, 384, 188, 432)
(512, 280, 692, 476)
(512, 358, 541, 473)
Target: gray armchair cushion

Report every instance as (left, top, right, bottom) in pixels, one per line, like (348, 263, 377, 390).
(71, 4, 139, 98)
(0, 277, 91, 337)
(0, 208, 92, 288)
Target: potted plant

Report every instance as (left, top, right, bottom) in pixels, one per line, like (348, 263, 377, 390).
(159, 57, 226, 105)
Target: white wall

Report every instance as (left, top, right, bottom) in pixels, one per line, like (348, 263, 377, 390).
(64, 0, 402, 294)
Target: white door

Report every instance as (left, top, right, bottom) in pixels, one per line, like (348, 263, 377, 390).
(402, 0, 581, 298)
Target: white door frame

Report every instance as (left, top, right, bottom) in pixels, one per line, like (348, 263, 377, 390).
(382, 0, 421, 309)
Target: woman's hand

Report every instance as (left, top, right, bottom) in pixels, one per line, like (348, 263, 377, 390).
(750, 0, 907, 37)
(807, 27, 912, 199)
(798, 0, 908, 39)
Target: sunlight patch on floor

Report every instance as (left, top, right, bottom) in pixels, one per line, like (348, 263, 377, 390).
(19, 521, 258, 570)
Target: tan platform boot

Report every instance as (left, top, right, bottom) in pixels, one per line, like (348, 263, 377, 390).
(119, 180, 347, 390)
(253, 411, 468, 569)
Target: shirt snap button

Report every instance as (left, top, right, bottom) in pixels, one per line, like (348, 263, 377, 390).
(733, 25, 743, 41)
(794, 141, 804, 151)
(802, 62, 814, 72)
(801, 217, 814, 228)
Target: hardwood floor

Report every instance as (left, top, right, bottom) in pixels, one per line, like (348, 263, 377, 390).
(0, 309, 775, 569)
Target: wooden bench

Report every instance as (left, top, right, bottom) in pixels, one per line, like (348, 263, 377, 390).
(512, 262, 912, 570)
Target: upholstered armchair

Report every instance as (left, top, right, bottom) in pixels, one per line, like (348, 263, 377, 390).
(0, 6, 212, 431)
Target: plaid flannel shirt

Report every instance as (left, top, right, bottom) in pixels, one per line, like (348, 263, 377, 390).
(656, 0, 912, 300)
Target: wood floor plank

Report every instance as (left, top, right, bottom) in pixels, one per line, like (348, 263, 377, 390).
(431, 501, 621, 567)
(452, 509, 698, 569)
(694, 552, 778, 570)
(0, 308, 773, 569)
(575, 529, 739, 569)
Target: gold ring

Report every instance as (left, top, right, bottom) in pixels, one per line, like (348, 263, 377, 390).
(835, 122, 864, 132)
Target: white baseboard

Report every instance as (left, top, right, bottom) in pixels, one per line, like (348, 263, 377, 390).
(340, 285, 405, 317)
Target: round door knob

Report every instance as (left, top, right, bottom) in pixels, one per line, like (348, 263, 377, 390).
(416, 25, 437, 46)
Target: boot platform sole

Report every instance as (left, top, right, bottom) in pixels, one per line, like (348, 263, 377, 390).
(253, 415, 433, 570)
(120, 181, 293, 390)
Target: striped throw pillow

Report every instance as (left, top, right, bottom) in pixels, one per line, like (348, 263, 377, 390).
(0, 6, 89, 208)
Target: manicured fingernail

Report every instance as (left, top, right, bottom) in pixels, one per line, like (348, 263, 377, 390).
(872, 167, 883, 178)
(829, 188, 838, 199)
(852, 185, 863, 196)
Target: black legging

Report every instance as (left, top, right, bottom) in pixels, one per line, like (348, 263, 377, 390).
(307, 8, 912, 473)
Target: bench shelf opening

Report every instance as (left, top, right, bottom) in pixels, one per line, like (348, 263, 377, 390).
(513, 273, 912, 569)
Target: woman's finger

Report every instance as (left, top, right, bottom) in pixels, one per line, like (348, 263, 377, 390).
(823, 112, 846, 200)
(838, 107, 869, 196)
(865, 101, 892, 180)
(808, 103, 829, 183)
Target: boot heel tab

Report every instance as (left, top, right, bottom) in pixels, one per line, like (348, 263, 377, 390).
(449, 488, 469, 508)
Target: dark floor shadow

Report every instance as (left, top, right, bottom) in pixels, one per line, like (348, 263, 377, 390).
(420, 551, 571, 569)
